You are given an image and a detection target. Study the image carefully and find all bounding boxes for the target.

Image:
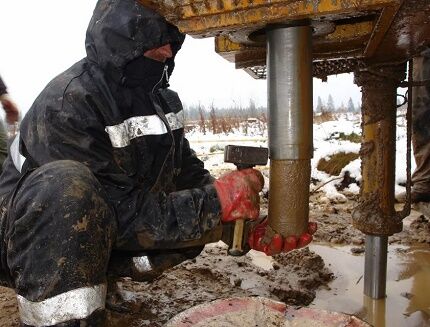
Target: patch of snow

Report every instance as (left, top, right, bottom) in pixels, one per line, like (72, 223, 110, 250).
(187, 113, 414, 200)
(342, 159, 362, 181)
(345, 183, 360, 194)
(321, 181, 347, 202)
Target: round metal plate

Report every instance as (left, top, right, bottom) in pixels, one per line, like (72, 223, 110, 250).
(228, 20, 336, 46)
(165, 297, 371, 327)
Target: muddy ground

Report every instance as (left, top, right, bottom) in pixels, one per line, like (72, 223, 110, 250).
(0, 191, 429, 326)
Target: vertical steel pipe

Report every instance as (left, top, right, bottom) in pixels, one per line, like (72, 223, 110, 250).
(364, 235, 388, 298)
(353, 64, 406, 299)
(267, 24, 313, 237)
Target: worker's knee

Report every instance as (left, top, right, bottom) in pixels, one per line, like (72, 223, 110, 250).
(13, 160, 114, 221)
(10, 160, 117, 244)
(17, 160, 100, 199)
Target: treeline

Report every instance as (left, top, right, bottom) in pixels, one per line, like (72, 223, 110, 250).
(183, 99, 266, 121)
(315, 95, 361, 114)
(184, 96, 362, 121)
(182, 97, 362, 134)
(183, 100, 267, 135)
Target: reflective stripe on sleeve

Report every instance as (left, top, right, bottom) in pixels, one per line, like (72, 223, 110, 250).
(106, 110, 184, 148)
(10, 132, 26, 173)
(17, 284, 107, 326)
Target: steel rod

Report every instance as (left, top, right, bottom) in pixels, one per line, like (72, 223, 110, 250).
(266, 24, 313, 237)
(267, 25, 313, 161)
(364, 235, 388, 299)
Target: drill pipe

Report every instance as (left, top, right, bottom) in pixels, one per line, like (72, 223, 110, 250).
(267, 24, 313, 237)
(364, 235, 388, 299)
(353, 65, 406, 299)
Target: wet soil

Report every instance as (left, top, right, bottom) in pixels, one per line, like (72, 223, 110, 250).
(0, 288, 18, 326)
(106, 245, 333, 326)
(309, 191, 430, 246)
(0, 192, 429, 326)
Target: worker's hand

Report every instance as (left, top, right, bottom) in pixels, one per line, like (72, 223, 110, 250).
(0, 94, 19, 124)
(248, 218, 317, 256)
(214, 168, 264, 223)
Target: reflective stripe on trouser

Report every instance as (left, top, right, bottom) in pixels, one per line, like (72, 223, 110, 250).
(412, 48, 430, 193)
(2, 160, 116, 325)
(17, 284, 106, 326)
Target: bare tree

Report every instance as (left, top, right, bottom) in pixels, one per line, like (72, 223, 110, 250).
(347, 97, 355, 113)
(198, 103, 206, 135)
(327, 94, 335, 112)
(209, 103, 218, 134)
(315, 96, 324, 113)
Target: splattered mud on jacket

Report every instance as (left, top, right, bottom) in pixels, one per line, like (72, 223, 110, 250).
(0, 0, 222, 259)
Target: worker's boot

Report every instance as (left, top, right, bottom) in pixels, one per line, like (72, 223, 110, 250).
(106, 247, 204, 313)
(57, 310, 106, 327)
(396, 189, 430, 203)
(107, 247, 203, 283)
(20, 310, 106, 327)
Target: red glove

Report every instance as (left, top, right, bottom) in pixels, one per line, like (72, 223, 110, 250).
(214, 168, 264, 222)
(248, 218, 317, 256)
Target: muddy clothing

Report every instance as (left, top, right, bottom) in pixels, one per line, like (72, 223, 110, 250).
(0, 122, 7, 170)
(0, 76, 9, 170)
(412, 48, 430, 194)
(0, 1, 222, 325)
(1, 161, 116, 322)
(0, 76, 6, 96)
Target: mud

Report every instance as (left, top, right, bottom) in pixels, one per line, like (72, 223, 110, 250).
(309, 191, 430, 246)
(106, 245, 333, 326)
(269, 160, 311, 237)
(0, 287, 18, 326)
(0, 191, 429, 326)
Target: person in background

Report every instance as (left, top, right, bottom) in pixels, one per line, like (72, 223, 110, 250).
(0, 76, 20, 169)
(397, 48, 430, 203)
(0, 1, 315, 326)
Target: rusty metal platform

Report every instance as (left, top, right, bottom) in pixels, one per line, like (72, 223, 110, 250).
(139, 0, 430, 79)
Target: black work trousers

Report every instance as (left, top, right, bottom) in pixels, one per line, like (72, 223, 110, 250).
(0, 160, 117, 326)
(0, 160, 205, 326)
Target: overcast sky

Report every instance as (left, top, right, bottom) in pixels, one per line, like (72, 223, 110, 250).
(0, 0, 362, 116)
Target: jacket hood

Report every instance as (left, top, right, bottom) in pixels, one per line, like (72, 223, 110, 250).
(85, 0, 185, 83)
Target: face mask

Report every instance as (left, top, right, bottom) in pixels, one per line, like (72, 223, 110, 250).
(122, 56, 169, 91)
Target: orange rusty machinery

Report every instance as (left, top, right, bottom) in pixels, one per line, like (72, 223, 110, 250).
(139, 0, 430, 303)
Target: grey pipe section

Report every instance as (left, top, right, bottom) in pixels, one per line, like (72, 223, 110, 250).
(266, 24, 313, 237)
(267, 25, 313, 160)
(364, 235, 388, 299)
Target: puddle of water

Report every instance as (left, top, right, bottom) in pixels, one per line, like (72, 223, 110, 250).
(310, 243, 430, 327)
(228, 242, 430, 326)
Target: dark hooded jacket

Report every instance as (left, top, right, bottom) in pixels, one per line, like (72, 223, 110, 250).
(0, 0, 222, 251)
